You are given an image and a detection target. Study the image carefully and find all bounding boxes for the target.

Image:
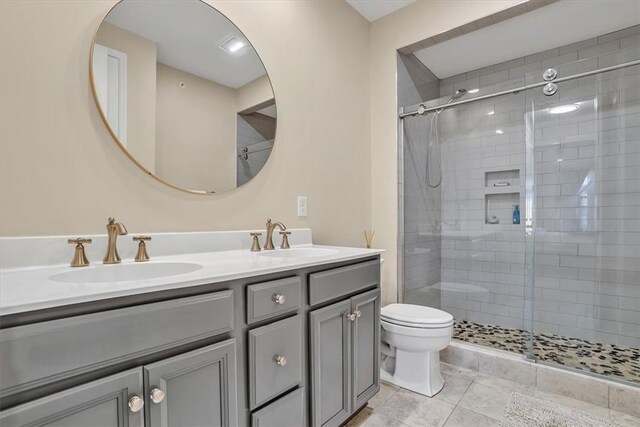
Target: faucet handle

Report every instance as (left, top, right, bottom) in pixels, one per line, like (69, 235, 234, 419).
(250, 232, 262, 252)
(133, 236, 151, 262)
(68, 238, 92, 267)
(279, 231, 291, 249)
(68, 238, 92, 245)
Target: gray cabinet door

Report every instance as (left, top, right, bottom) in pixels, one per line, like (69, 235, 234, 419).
(310, 300, 351, 427)
(144, 339, 237, 427)
(0, 369, 144, 427)
(351, 289, 380, 410)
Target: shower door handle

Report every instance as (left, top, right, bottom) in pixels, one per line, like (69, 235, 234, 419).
(525, 219, 533, 236)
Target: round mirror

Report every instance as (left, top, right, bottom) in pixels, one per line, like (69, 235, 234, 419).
(91, 0, 276, 194)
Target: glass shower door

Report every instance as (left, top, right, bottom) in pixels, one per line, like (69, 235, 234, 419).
(524, 53, 640, 384)
(402, 88, 531, 357)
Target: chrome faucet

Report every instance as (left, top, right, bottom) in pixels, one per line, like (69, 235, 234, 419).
(264, 218, 286, 250)
(104, 217, 128, 264)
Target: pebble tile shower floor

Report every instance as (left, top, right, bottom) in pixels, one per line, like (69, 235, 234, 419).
(453, 320, 640, 384)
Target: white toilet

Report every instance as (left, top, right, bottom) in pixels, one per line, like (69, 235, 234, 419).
(380, 304, 453, 397)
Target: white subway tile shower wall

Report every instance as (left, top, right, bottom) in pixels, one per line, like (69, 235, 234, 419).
(402, 25, 640, 351)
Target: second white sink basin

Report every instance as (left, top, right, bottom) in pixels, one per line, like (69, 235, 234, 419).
(50, 262, 203, 284)
(259, 248, 338, 259)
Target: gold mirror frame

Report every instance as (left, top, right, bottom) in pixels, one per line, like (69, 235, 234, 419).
(89, 0, 277, 194)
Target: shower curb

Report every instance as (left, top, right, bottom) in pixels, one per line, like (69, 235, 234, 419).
(440, 340, 640, 419)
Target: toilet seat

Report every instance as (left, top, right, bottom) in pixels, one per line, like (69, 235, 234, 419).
(381, 319, 452, 338)
(381, 316, 453, 329)
(381, 303, 453, 328)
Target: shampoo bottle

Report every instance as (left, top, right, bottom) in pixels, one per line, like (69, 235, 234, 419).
(513, 204, 520, 225)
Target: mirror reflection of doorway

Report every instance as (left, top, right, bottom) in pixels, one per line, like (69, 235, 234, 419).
(236, 101, 276, 186)
(92, 43, 127, 145)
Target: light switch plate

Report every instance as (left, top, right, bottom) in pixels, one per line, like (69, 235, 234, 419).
(297, 196, 308, 217)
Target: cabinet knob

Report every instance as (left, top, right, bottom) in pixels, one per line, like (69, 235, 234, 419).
(272, 294, 286, 305)
(274, 355, 287, 367)
(346, 312, 357, 322)
(128, 395, 144, 413)
(355, 310, 362, 318)
(150, 387, 166, 404)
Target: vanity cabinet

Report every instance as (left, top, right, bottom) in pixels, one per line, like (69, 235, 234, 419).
(0, 255, 381, 427)
(248, 315, 302, 409)
(144, 340, 237, 427)
(310, 288, 380, 427)
(251, 388, 305, 427)
(0, 369, 144, 426)
(0, 340, 237, 427)
(0, 290, 234, 397)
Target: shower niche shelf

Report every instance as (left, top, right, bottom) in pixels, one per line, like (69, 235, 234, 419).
(483, 168, 522, 226)
(484, 185, 520, 195)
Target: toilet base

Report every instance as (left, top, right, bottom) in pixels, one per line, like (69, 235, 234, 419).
(380, 349, 444, 397)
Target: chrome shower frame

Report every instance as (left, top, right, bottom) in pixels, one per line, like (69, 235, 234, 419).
(399, 59, 640, 119)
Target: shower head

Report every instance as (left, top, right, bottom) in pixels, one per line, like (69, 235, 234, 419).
(441, 89, 467, 108)
(451, 88, 467, 100)
(425, 88, 468, 117)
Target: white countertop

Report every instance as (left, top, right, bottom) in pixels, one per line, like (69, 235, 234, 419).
(0, 244, 383, 316)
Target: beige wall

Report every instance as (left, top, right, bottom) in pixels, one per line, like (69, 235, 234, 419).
(237, 75, 274, 113)
(369, 0, 521, 304)
(0, 0, 371, 248)
(155, 63, 237, 192)
(0, 0, 526, 305)
(96, 22, 157, 172)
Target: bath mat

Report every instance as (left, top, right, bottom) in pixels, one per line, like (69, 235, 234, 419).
(499, 392, 618, 427)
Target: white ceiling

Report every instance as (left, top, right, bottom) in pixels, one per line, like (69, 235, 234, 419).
(346, 0, 415, 22)
(413, 0, 640, 79)
(104, 0, 266, 89)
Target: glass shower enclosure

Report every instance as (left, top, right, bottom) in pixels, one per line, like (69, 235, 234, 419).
(399, 44, 640, 385)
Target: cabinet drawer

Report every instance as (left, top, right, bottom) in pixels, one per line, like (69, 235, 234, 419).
(251, 388, 304, 427)
(0, 290, 234, 398)
(247, 277, 301, 324)
(309, 260, 379, 306)
(248, 315, 302, 409)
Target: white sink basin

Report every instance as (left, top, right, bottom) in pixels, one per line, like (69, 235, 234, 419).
(259, 248, 338, 259)
(49, 262, 203, 283)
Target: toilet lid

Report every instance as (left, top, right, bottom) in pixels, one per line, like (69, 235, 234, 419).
(381, 304, 453, 326)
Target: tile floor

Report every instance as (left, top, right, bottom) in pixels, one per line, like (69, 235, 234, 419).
(454, 320, 640, 384)
(346, 363, 640, 427)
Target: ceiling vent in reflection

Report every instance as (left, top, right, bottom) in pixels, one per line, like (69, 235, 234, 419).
(219, 36, 245, 54)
